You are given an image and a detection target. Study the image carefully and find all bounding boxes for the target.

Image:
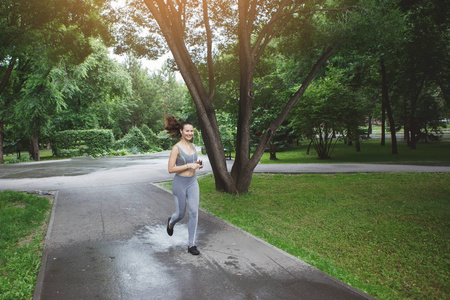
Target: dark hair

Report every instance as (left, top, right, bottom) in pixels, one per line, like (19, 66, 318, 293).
(165, 116, 193, 138)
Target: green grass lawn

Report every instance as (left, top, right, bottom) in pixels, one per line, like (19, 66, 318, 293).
(260, 140, 450, 164)
(196, 173, 450, 300)
(2, 149, 54, 164)
(0, 191, 52, 300)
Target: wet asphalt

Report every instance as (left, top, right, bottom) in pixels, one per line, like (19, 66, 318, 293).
(1, 153, 449, 300)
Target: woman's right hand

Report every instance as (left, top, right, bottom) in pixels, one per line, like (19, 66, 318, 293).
(187, 163, 200, 170)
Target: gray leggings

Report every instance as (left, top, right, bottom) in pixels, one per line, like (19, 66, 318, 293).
(169, 174, 199, 247)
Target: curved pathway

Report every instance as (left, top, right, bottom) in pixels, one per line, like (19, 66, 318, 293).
(1, 153, 448, 300)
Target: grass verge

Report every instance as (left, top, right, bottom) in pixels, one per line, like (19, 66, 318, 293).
(197, 173, 450, 300)
(0, 191, 52, 300)
(259, 140, 450, 164)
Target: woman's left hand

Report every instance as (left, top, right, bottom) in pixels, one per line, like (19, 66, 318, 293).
(197, 160, 204, 169)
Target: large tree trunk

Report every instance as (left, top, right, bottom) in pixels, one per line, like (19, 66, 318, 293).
(31, 125, 40, 161)
(230, 0, 256, 193)
(387, 108, 398, 155)
(269, 141, 277, 160)
(380, 58, 398, 154)
(356, 138, 361, 152)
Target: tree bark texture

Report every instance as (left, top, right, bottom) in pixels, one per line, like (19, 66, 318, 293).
(31, 125, 40, 161)
(380, 58, 398, 154)
(269, 141, 277, 160)
(0, 57, 16, 97)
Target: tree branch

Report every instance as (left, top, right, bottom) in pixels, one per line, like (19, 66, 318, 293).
(249, 45, 338, 168)
(251, 0, 289, 61)
(202, 0, 214, 100)
(247, 0, 258, 30)
(0, 57, 16, 97)
(251, 4, 352, 65)
(254, 18, 287, 64)
(294, 7, 355, 13)
(143, 0, 219, 134)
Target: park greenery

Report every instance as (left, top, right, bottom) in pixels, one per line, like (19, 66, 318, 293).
(1, 141, 449, 299)
(1, 0, 449, 190)
(197, 172, 450, 300)
(0, 191, 52, 300)
(258, 139, 450, 164)
(1, 1, 449, 298)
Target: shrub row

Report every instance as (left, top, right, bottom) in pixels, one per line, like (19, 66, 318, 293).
(4, 157, 32, 164)
(53, 127, 173, 158)
(53, 129, 114, 157)
(115, 127, 152, 152)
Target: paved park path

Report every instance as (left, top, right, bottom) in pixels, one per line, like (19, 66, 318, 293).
(1, 153, 449, 300)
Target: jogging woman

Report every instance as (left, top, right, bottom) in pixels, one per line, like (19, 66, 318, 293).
(165, 116, 203, 255)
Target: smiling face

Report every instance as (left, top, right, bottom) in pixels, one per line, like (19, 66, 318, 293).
(180, 124, 194, 141)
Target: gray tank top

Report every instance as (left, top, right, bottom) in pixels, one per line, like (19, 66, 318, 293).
(175, 144, 198, 166)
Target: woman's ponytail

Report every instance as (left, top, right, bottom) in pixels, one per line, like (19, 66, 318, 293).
(165, 116, 194, 139)
(165, 116, 182, 138)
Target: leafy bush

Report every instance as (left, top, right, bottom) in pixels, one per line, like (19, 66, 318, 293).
(81, 130, 114, 156)
(140, 124, 158, 146)
(58, 149, 81, 157)
(78, 146, 89, 155)
(53, 129, 114, 157)
(115, 127, 150, 153)
(4, 157, 32, 164)
(156, 131, 173, 150)
(53, 130, 79, 152)
(130, 147, 140, 154)
(117, 149, 128, 156)
(149, 146, 163, 153)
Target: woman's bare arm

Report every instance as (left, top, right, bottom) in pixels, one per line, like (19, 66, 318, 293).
(168, 145, 199, 174)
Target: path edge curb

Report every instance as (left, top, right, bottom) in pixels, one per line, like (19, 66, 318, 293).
(33, 190, 59, 300)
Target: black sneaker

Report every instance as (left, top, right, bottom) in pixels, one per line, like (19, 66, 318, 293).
(188, 246, 200, 255)
(167, 217, 173, 236)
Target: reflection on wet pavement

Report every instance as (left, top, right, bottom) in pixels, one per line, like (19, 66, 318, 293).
(0, 154, 171, 179)
(138, 224, 191, 253)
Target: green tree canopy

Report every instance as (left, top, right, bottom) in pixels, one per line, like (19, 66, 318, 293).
(112, 0, 355, 193)
(0, 0, 110, 163)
